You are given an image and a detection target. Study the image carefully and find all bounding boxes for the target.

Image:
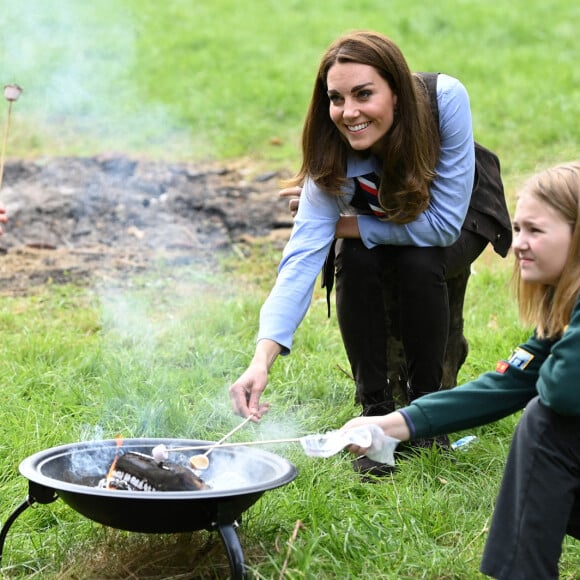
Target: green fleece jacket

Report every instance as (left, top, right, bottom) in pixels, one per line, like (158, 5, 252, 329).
(401, 295, 580, 439)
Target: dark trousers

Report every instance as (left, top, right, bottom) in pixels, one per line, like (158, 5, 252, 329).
(480, 396, 580, 579)
(334, 229, 487, 412)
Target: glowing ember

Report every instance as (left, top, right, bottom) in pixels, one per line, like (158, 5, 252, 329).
(105, 436, 124, 489)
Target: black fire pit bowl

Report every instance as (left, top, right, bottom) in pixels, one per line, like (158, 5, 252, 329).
(1, 438, 298, 579)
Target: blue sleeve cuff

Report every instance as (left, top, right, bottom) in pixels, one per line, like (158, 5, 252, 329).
(399, 409, 417, 438)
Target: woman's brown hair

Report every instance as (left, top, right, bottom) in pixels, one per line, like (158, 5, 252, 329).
(512, 162, 580, 338)
(288, 30, 440, 224)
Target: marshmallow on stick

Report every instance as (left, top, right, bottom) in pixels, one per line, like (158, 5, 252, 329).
(0, 84, 23, 193)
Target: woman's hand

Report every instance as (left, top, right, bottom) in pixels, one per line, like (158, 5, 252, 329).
(279, 186, 302, 217)
(335, 215, 360, 238)
(228, 339, 282, 420)
(279, 186, 360, 239)
(228, 363, 271, 421)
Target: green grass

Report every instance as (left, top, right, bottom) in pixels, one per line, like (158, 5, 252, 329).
(0, 254, 578, 578)
(1, 0, 580, 179)
(1, 0, 580, 577)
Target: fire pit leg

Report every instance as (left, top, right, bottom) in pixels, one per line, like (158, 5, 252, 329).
(0, 497, 36, 566)
(0, 482, 58, 567)
(217, 522, 246, 579)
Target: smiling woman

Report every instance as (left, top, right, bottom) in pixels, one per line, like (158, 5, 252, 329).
(228, 30, 498, 478)
(326, 63, 399, 155)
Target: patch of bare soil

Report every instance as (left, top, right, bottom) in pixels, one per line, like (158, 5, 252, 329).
(0, 155, 293, 295)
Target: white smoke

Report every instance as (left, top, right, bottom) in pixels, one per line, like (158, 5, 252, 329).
(0, 0, 188, 152)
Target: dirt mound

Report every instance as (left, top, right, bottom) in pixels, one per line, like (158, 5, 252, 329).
(0, 155, 293, 295)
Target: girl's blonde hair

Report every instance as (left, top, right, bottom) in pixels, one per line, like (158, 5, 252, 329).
(513, 162, 580, 338)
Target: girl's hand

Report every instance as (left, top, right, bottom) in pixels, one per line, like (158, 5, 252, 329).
(341, 411, 412, 447)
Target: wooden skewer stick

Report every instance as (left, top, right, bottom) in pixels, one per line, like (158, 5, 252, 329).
(188, 414, 257, 469)
(202, 413, 256, 457)
(170, 437, 304, 453)
(0, 85, 23, 194)
(0, 100, 14, 193)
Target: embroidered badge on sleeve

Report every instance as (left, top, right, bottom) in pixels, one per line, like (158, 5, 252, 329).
(496, 361, 509, 373)
(507, 347, 535, 370)
(496, 348, 535, 373)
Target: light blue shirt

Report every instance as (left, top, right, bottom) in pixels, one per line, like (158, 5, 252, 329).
(258, 74, 475, 354)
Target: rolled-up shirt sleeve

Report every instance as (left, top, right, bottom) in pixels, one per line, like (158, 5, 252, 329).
(358, 74, 475, 248)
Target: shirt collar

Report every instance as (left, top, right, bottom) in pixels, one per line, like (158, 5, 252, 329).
(346, 153, 382, 178)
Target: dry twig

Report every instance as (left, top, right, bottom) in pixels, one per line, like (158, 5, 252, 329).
(336, 363, 354, 381)
(279, 519, 304, 579)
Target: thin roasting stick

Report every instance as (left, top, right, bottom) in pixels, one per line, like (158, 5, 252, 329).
(187, 414, 256, 469)
(208, 413, 256, 452)
(0, 85, 23, 194)
(0, 101, 13, 193)
(169, 437, 304, 453)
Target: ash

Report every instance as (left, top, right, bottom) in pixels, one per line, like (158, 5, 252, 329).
(0, 155, 293, 294)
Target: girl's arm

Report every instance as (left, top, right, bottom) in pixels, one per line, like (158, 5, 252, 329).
(536, 298, 580, 415)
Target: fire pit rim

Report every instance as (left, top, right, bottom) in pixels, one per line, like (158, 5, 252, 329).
(19, 437, 298, 500)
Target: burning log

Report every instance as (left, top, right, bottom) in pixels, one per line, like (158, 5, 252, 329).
(100, 451, 210, 492)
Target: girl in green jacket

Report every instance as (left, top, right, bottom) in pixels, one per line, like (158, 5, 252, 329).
(341, 161, 580, 579)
